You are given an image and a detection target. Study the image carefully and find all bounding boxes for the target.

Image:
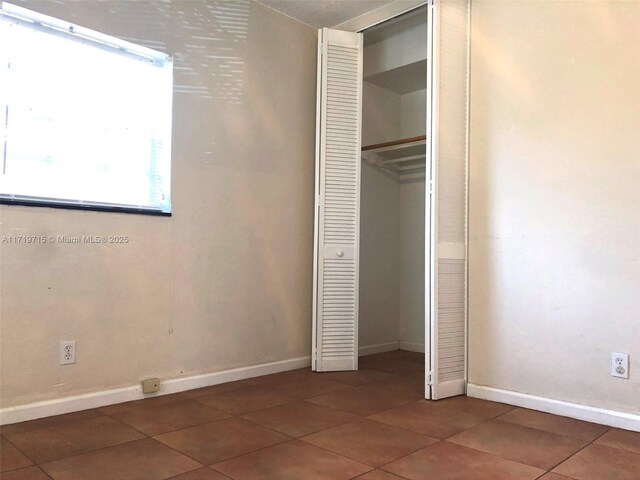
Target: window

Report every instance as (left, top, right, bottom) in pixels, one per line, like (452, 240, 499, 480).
(0, 3, 173, 215)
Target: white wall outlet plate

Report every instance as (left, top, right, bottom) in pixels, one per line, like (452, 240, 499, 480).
(60, 340, 76, 365)
(611, 352, 629, 379)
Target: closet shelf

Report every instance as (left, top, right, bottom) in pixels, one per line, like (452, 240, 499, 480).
(361, 135, 426, 180)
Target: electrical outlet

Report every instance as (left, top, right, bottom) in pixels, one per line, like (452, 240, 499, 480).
(611, 352, 629, 379)
(60, 341, 76, 365)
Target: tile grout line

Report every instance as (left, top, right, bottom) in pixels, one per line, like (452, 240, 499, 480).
(34, 437, 158, 469)
(0, 409, 109, 437)
(492, 408, 615, 443)
(149, 414, 294, 471)
(591, 432, 640, 456)
(0, 463, 55, 480)
(374, 440, 447, 478)
(543, 426, 614, 476)
(280, 435, 377, 472)
(350, 465, 414, 480)
(376, 439, 550, 479)
(10, 406, 221, 472)
(35, 464, 55, 480)
(0, 431, 42, 469)
(206, 435, 295, 473)
(491, 416, 608, 442)
(2, 412, 132, 468)
(440, 419, 610, 477)
(103, 399, 235, 437)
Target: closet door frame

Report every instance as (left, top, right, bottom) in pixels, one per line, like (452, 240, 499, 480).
(354, 0, 433, 399)
(350, 0, 469, 400)
(425, 0, 436, 401)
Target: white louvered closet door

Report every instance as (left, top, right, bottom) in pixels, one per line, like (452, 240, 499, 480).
(428, 0, 470, 399)
(312, 28, 363, 372)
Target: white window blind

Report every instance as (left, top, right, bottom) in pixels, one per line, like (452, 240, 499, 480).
(0, 3, 173, 214)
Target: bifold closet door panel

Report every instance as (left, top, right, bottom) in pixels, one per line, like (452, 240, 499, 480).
(429, 0, 469, 399)
(312, 28, 363, 372)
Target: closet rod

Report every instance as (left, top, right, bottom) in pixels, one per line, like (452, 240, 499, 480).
(361, 135, 426, 152)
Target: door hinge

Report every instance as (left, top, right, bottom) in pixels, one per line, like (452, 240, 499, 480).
(428, 181, 434, 195)
(427, 371, 434, 386)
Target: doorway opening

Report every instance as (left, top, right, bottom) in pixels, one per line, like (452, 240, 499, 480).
(358, 6, 428, 391)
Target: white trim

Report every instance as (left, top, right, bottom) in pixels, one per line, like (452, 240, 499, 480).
(463, 0, 472, 399)
(333, 0, 427, 33)
(0, 3, 170, 64)
(311, 28, 323, 372)
(0, 356, 311, 426)
(399, 341, 425, 353)
(467, 384, 640, 432)
(424, 0, 435, 403)
(427, 0, 440, 400)
(359, 341, 400, 356)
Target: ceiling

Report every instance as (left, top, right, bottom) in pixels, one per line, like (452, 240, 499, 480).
(256, 0, 396, 28)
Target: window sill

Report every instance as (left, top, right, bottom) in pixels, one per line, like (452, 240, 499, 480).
(0, 198, 172, 217)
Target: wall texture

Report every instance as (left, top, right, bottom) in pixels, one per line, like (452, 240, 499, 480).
(399, 180, 425, 350)
(362, 81, 401, 146)
(400, 89, 426, 138)
(359, 170, 426, 352)
(359, 163, 401, 349)
(0, 0, 317, 408)
(469, 0, 640, 414)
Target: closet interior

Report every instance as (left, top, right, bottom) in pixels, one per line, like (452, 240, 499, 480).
(359, 7, 428, 358)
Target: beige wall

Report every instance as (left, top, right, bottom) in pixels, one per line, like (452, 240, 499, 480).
(469, 0, 640, 413)
(359, 170, 426, 352)
(359, 163, 401, 349)
(0, 0, 317, 408)
(400, 89, 426, 138)
(362, 81, 401, 146)
(399, 180, 425, 350)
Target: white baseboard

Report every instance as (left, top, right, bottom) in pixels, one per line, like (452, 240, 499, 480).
(467, 383, 640, 432)
(399, 341, 425, 353)
(0, 356, 311, 426)
(359, 341, 399, 356)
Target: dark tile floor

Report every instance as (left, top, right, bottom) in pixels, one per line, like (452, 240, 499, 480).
(1, 350, 639, 479)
